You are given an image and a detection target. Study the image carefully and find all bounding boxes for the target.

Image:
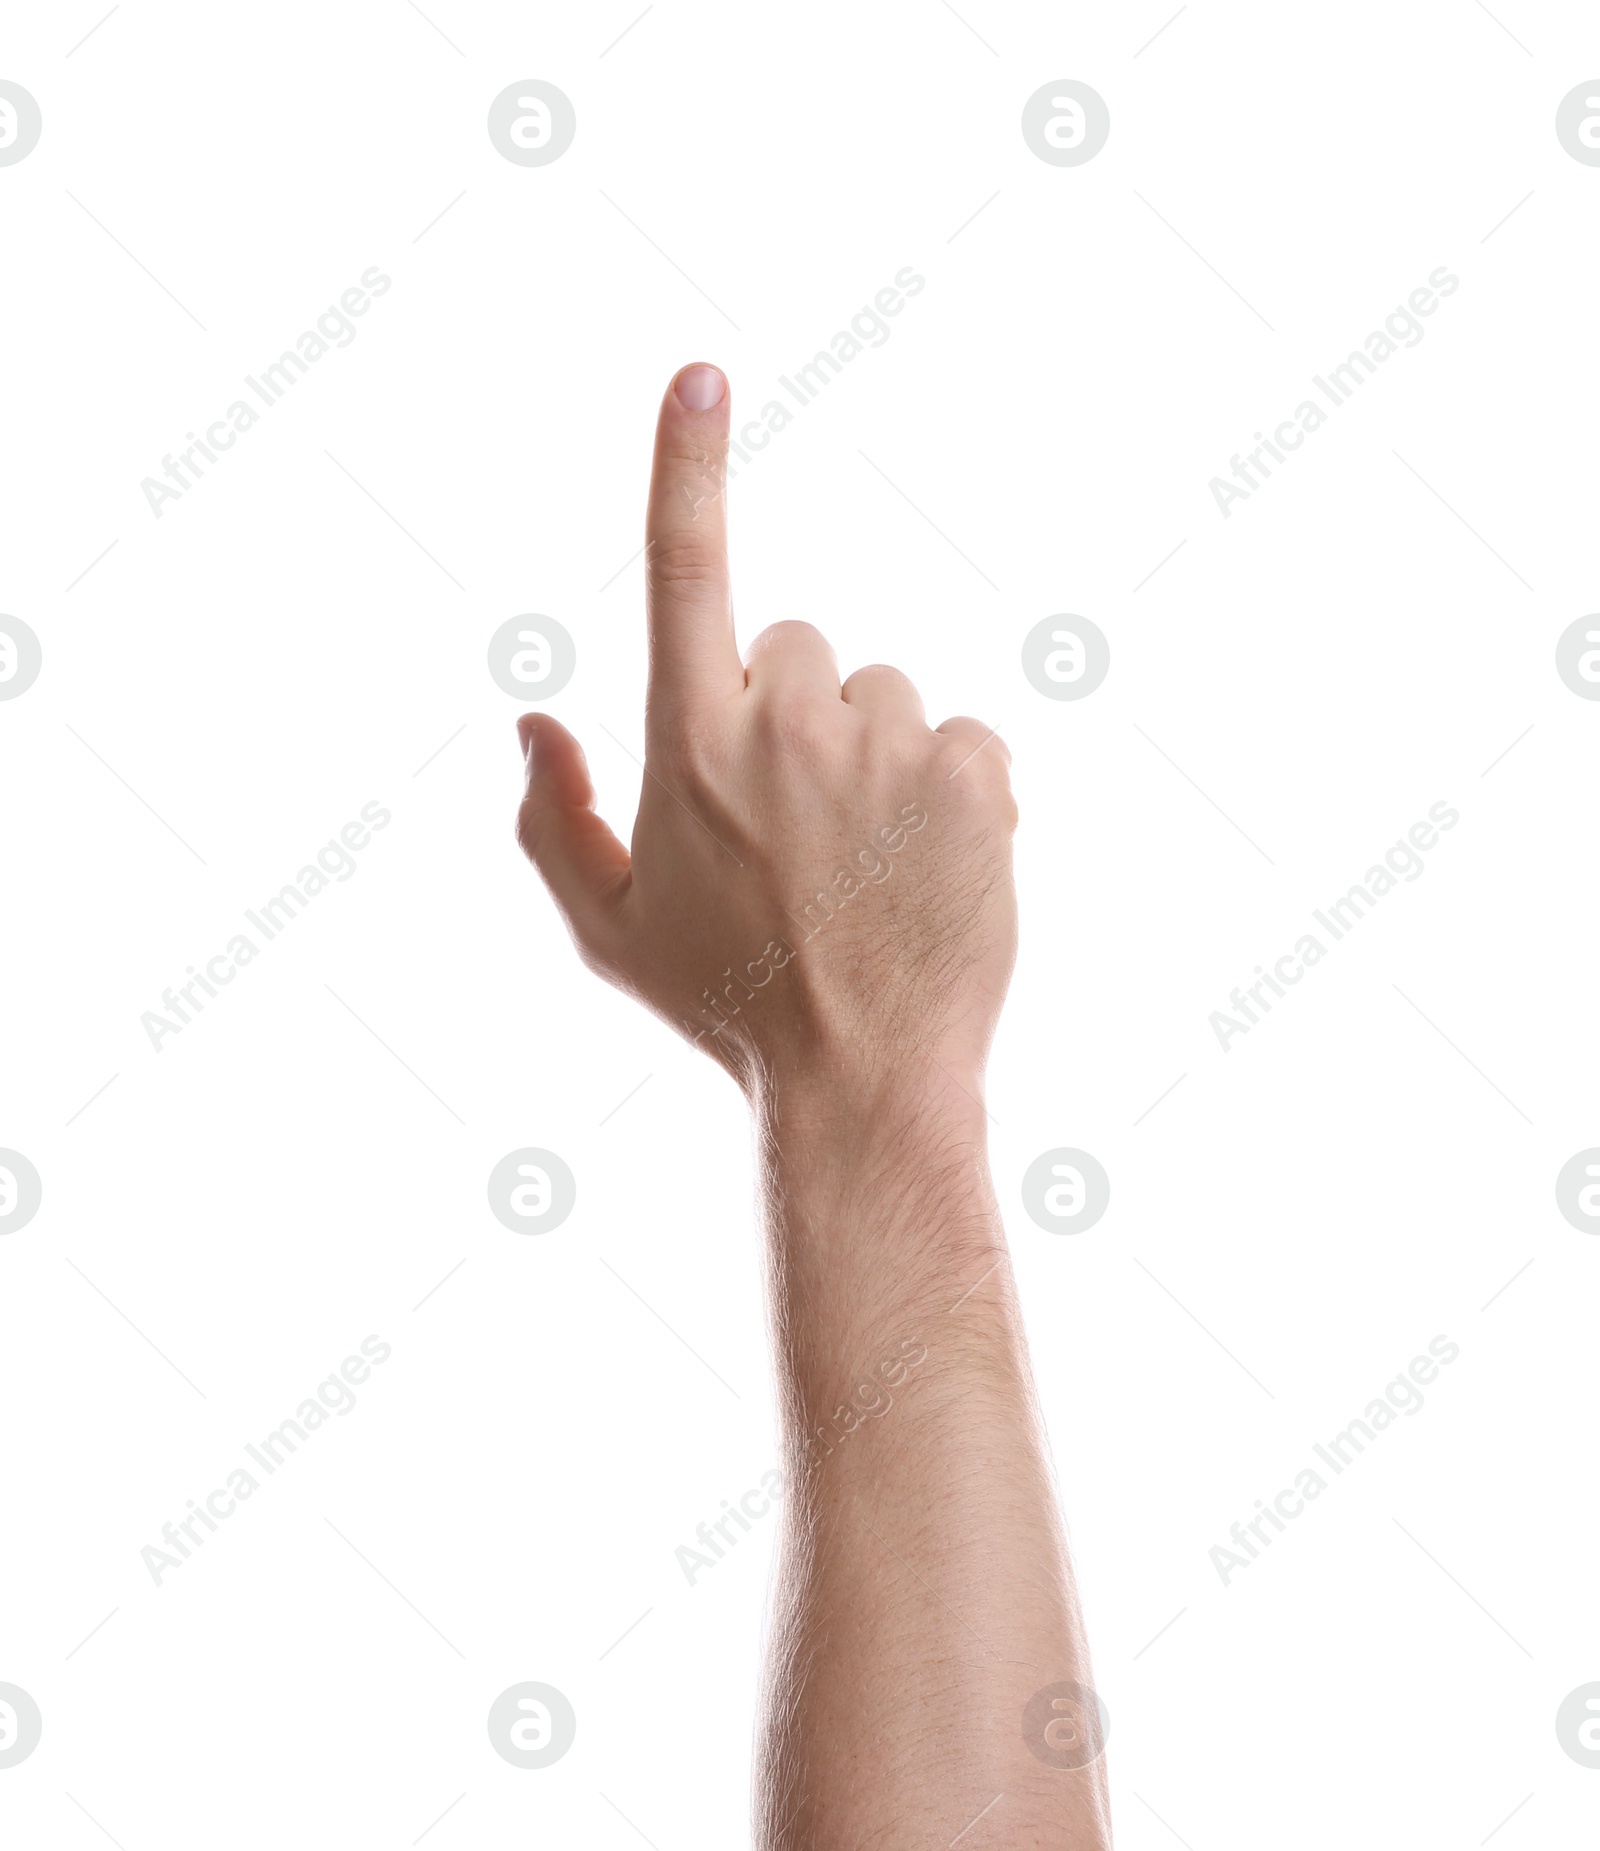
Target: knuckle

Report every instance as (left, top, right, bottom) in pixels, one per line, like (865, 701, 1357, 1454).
(939, 718, 1011, 765)
(661, 435, 724, 476)
(984, 733, 1014, 769)
(848, 662, 920, 698)
(939, 738, 1013, 796)
(646, 530, 726, 592)
(751, 618, 830, 657)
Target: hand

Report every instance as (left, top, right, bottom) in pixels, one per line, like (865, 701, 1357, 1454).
(515, 363, 1018, 1112)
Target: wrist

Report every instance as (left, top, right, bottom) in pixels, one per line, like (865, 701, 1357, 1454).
(754, 1065, 1017, 1467)
(752, 1063, 1001, 1281)
(748, 1054, 991, 1147)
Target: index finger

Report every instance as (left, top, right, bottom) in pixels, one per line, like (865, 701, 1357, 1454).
(644, 363, 742, 710)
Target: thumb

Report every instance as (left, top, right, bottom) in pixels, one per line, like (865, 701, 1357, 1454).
(515, 714, 631, 959)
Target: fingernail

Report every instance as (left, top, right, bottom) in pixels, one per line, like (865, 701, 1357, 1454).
(517, 714, 538, 766)
(674, 364, 725, 411)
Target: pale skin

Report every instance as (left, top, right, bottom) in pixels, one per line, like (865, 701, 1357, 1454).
(516, 364, 1113, 1849)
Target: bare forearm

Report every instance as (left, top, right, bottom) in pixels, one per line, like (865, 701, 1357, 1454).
(754, 1078, 1112, 1850)
(516, 366, 1102, 1841)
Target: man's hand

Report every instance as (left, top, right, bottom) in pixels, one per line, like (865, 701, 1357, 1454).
(515, 362, 1017, 1109)
(514, 365, 1109, 1851)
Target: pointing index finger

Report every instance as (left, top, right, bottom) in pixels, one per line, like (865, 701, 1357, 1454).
(645, 363, 741, 709)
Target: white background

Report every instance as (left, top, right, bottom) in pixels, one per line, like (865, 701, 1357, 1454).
(2, 2, 1597, 1845)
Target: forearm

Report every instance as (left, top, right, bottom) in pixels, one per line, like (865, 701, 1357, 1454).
(516, 364, 1100, 1841)
(753, 1075, 1112, 1850)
